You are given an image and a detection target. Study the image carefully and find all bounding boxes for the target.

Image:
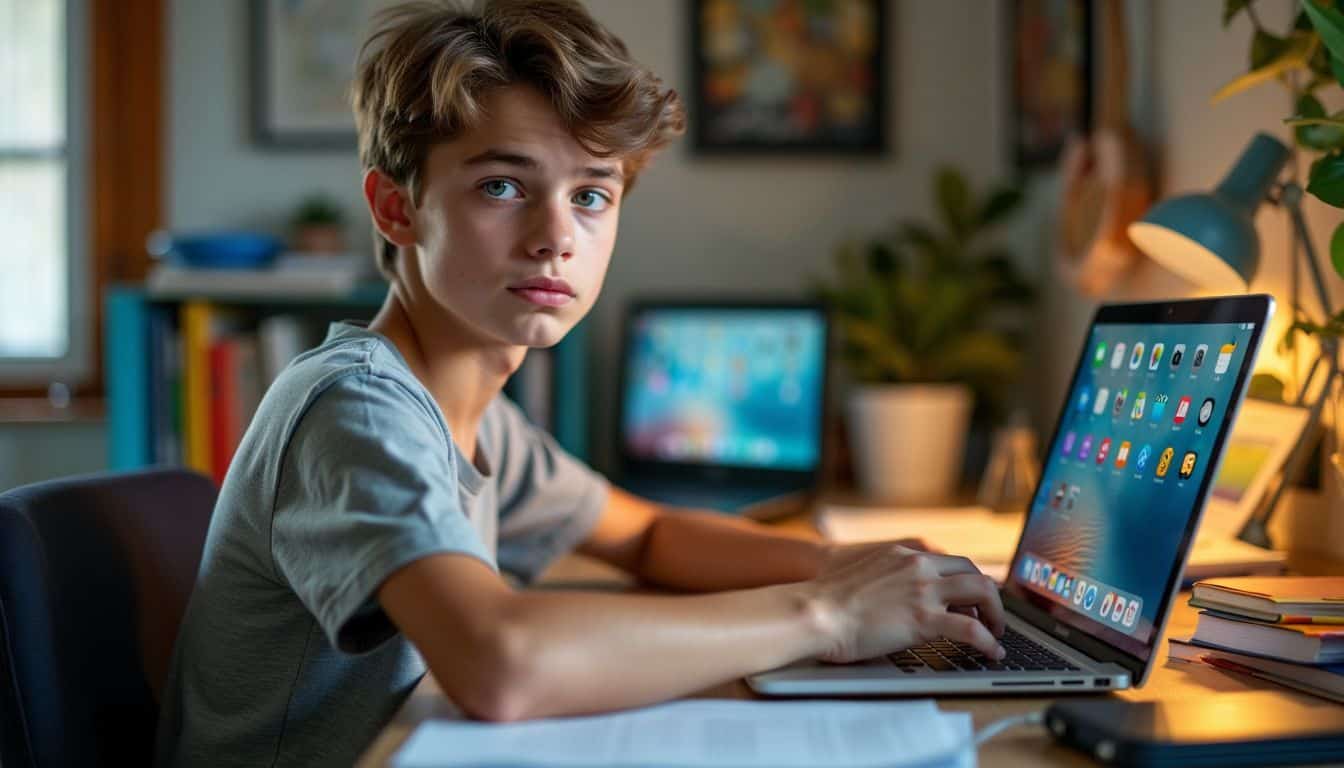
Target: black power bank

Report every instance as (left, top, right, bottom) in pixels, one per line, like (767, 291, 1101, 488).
(1045, 691, 1344, 766)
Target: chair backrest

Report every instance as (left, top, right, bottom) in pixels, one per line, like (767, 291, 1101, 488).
(0, 468, 216, 768)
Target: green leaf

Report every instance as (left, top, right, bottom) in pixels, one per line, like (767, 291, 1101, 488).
(1251, 29, 1290, 69)
(1332, 220, 1344, 278)
(1307, 152, 1344, 205)
(1224, 0, 1251, 27)
(1212, 34, 1313, 101)
(1333, 51, 1344, 86)
(1293, 93, 1344, 148)
(1303, 0, 1344, 65)
(935, 167, 971, 241)
(977, 187, 1024, 229)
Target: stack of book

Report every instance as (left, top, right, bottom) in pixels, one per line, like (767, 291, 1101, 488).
(1170, 577, 1344, 703)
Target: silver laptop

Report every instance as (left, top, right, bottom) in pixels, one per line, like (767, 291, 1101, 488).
(750, 295, 1274, 696)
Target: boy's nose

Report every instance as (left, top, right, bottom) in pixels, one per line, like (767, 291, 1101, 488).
(524, 201, 575, 261)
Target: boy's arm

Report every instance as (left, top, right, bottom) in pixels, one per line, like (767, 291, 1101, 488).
(379, 543, 1003, 723)
(576, 486, 857, 591)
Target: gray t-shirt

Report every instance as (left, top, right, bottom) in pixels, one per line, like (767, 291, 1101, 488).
(155, 321, 609, 767)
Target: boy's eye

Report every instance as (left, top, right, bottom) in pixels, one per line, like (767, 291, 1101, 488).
(481, 179, 521, 199)
(573, 189, 612, 211)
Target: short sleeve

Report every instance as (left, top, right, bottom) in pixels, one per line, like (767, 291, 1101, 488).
(488, 397, 609, 583)
(273, 372, 495, 654)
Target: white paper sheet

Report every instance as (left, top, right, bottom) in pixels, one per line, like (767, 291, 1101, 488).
(393, 699, 974, 768)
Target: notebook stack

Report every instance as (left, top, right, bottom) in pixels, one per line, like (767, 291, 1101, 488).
(1170, 577, 1344, 703)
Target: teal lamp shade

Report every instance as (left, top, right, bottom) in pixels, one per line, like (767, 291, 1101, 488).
(1128, 133, 1291, 292)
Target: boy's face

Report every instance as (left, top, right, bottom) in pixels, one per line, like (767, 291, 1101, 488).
(407, 85, 624, 349)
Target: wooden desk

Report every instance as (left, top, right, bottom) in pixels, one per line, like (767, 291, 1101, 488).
(358, 552, 1344, 768)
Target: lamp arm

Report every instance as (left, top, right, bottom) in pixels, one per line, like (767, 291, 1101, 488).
(1280, 183, 1335, 319)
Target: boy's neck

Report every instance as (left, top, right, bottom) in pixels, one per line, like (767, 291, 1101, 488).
(368, 286, 526, 461)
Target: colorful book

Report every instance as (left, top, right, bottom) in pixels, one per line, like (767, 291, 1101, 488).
(1190, 577, 1344, 624)
(209, 337, 240, 487)
(181, 301, 215, 477)
(1169, 635, 1344, 704)
(1193, 611, 1344, 664)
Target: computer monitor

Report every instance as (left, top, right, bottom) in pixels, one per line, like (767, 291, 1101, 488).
(617, 300, 829, 494)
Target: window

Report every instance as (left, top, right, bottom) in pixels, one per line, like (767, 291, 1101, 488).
(0, 0, 91, 386)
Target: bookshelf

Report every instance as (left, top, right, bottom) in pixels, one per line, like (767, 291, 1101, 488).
(104, 284, 590, 483)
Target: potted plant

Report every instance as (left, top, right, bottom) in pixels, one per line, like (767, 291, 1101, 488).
(289, 194, 347, 254)
(815, 167, 1035, 503)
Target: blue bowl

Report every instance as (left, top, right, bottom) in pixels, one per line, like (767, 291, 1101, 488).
(167, 233, 284, 269)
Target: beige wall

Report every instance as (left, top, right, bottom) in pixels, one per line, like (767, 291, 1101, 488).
(160, 0, 1341, 476)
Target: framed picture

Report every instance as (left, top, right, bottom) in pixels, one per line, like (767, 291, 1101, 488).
(1010, 0, 1092, 169)
(250, 0, 382, 148)
(1201, 398, 1314, 541)
(689, 0, 886, 155)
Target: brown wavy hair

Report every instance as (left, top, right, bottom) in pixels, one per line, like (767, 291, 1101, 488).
(352, 0, 685, 280)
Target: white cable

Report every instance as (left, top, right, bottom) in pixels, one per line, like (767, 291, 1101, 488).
(972, 709, 1047, 747)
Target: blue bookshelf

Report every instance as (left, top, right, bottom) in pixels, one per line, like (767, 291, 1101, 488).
(104, 284, 590, 473)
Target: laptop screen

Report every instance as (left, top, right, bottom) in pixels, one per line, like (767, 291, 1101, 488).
(619, 305, 827, 472)
(1005, 297, 1272, 663)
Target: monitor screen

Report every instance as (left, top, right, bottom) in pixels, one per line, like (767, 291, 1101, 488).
(620, 307, 826, 471)
(1008, 318, 1262, 660)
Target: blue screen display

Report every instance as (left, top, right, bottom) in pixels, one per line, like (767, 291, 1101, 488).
(621, 308, 826, 470)
(1010, 321, 1258, 658)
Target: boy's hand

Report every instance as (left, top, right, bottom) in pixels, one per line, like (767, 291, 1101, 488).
(805, 544, 1005, 664)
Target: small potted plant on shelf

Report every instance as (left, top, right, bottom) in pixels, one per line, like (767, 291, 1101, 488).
(289, 194, 347, 254)
(814, 167, 1035, 503)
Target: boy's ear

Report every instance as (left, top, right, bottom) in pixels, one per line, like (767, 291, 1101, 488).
(363, 169, 417, 249)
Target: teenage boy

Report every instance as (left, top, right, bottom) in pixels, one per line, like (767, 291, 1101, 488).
(156, 2, 1004, 766)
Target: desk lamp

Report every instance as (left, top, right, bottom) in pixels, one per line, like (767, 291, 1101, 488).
(1127, 132, 1338, 549)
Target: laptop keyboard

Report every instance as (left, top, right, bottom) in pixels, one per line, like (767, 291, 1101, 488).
(887, 627, 1081, 673)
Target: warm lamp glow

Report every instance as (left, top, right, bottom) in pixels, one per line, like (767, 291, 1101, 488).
(1127, 221, 1250, 293)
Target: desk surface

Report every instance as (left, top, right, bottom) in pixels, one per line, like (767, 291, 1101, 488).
(357, 551, 1344, 768)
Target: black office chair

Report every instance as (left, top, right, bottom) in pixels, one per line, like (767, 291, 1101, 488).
(0, 467, 216, 768)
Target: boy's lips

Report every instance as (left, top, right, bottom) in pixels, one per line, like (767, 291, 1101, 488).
(508, 276, 575, 307)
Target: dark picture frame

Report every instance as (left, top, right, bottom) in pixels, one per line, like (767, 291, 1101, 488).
(688, 0, 887, 155)
(250, 0, 373, 149)
(1010, 0, 1093, 169)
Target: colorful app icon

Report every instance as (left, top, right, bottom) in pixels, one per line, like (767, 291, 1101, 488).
(1180, 451, 1198, 480)
(1150, 394, 1169, 421)
(1077, 387, 1091, 413)
(1156, 446, 1175, 478)
(1093, 342, 1108, 367)
(1115, 441, 1132, 469)
(1215, 341, 1236, 374)
(1021, 558, 1033, 581)
(1112, 596, 1128, 622)
(1052, 482, 1067, 507)
(1111, 342, 1127, 369)
(1065, 485, 1080, 511)
(1129, 342, 1145, 370)
(1100, 592, 1115, 616)
(1174, 396, 1192, 424)
(1061, 431, 1077, 456)
(1032, 563, 1042, 584)
(1148, 343, 1165, 370)
(1130, 391, 1147, 420)
(1093, 387, 1110, 416)
(1135, 444, 1153, 471)
(1079, 434, 1094, 460)
(1123, 601, 1139, 627)
(1198, 397, 1215, 427)
(1192, 344, 1209, 370)
(1170, 344, 1186, 369)
(1084, 585, 1098, 610)
(1113, 388, 1128, 417)
(1096, 438, 1112, 464)
(1043, 565, 1052, 584)
(1074, 580, 1088, 605)
(1049, 571, 1059, 590)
